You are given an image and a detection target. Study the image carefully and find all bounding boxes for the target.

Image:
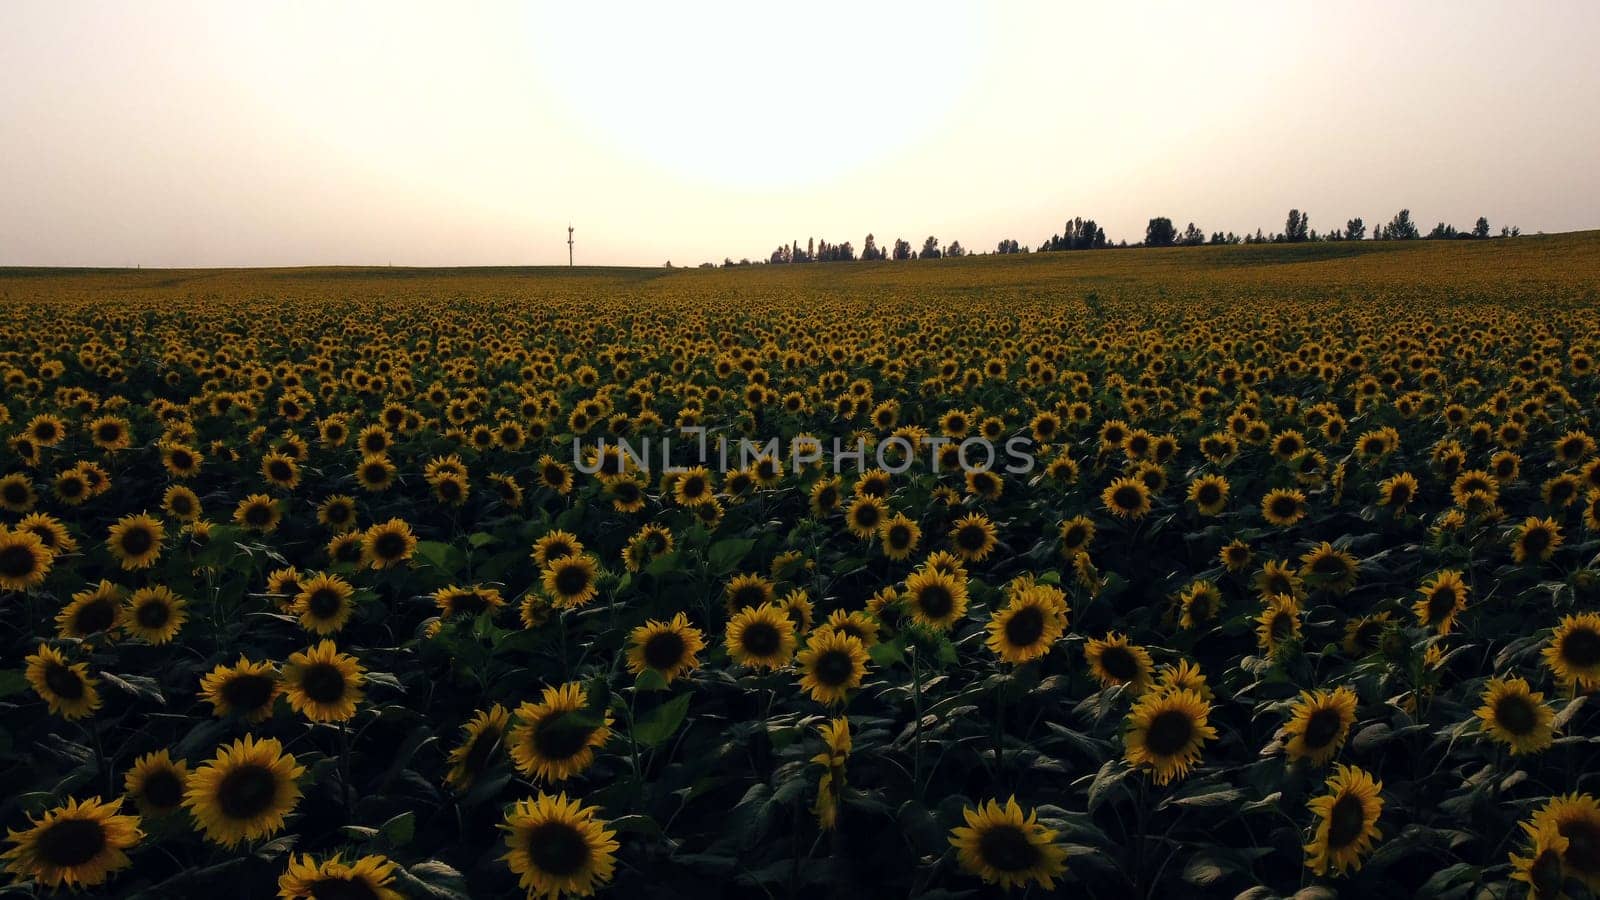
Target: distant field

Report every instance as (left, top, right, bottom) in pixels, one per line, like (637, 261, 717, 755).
(3, 231, 1600, 898)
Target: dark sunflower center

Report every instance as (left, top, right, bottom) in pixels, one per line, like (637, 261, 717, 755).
(976, 823, 1041, 873)
(533, 715, 596, 760)
(137, 599, 171, 629)
(309, 876, 382, 900)
(1493, 694, 1537, 736)
(1303, 708, 1343, 749)
(325, 503, 351, 524)
(1064, 526, 1086, 547)
(1530, 847, 1564, 895)
(171, 495, 194, 515)
(141, 768, 185, 809)
(1427, 589, 1458, 621)
(308, 588, 344, 619)
(301, 663, 347, 703)
(1197, 484, 1220, 504)
(527, 821, 591, 876)
(58, 477, 85, 497)
(887, 525, 911, 548)
(643, 631, 687, 670)
(461, 724, 504, 776)
(452, 592, 486, 615)
(1003, 605, 1047, 648)
(221, 673, 276, 711)
(1326, 794, 1367, 849)
(2, 483, 27, 505)
(44, 662, 85, 700)
(1390, 485, 1412, 504)
(1313, 555, 1345, 576)
(0, 544, 38, 577)
(853, 505, 881, 529)
(362, 464, 387, 483)
(1561, 820, 1599, 875)
(957, 525, 987, 550)
(554, 565, 590, 596)
(812, 649, 856, 687)
(171, 450, 194, 469)
(35, 817, 107, 868)
(268, 461, 292, 480)
(373, 532, 406, 559)
(1145, 709, 1195, 756)
(245, 504, 273, 526)
(1522, 529, 1550, 556)
(1270, 612, 1294, 641)
(732, 586, 768, 609)
(217, 764, 280, 820)
(816, 487, 837, 508)
(740, 622, 781, 657)
(1099, 646, 1137, 681)
(916, 585, 953, 619)
(73, 599, 117, 635)
(682, 476, 705, 497)
(1112, 486, 1142, 510)
(120, 527, 154, 556)
(1270, 497, 1298, 517)
(334, 540, 363, 563)
(1561, 628, 1600, 668)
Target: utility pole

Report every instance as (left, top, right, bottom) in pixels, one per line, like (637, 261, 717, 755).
(567, 225, 575, 267)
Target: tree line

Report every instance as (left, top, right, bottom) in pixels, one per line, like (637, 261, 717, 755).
(708, 208, 1520, 266)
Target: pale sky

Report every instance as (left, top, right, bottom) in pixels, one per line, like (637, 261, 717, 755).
(2, 1, 1597, 268)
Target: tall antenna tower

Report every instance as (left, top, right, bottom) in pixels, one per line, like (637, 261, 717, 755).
(567, 224, 575, 267)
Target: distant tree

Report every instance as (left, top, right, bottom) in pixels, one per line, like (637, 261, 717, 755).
(945, 240, 966, 258)
(1500, 225, 1521, 238)
(1426, 222, 1457, 240)
(996, 239, 1022, 254)
(919, 236, 941, 259)
(1284, 209, 1310, 242)
(1345, 218, 1366, 241)
(1180, 222, 1205, 246)
(1385, 209, 1419, 240)
(861, 234, 880, 261)
(1473, 217, 1490, 239)
(892, 238, 912, 261)
(1145, 217, 1177, 247)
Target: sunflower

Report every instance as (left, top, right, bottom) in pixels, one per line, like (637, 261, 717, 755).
(604, 475, 647, 513)
(809, 476, 842, 516)
(1261, 488, 1308, 527)
(159, 442, 203, 478)
(52, 467, 91, 505)
(161, 484, 202, 522)
(1529, 794, 1600, 891)
(903, 569, 970, 630)
(1058, 515, 1096, 558)
(508, 682, 612, 782)
(1304, 764, 1384, 876)
(1085, 632, 1154, 694)
(316, 495, 359, 532)
(0, 473, 37, 513)
(797, 630, 870, 705)
(260, 451, 301, 490)
(1343, 613, 1391, 656)
(198, 655, 282, 722)
(1512, 516, 1563, 564)
(355, 454, 396, 492)
(816, 608, 881, 648)
(0, 527, 53, 592)
(106, 513, 164, 570)
(879, 513, 922, 561)
(811, 717, 851, 831)
(25, 643, 101, 720)
(1101, 476, 1152, 520)
(123, 585, 188, 645)
(948, 513, 999, 563)
(1187, 473, 1230, 515)
(25, 413, 67, 447)
(1, 796, 142, 890)
(1178, 580, 1222, 630)
(1283, 687, 1358, 766)
(986, 586, 1068, 664)
(1475, 676, 1555, 755)
(672, 466, 716, 506)
(1509, 819, 1569, 900)
(293, 573, 357, 634)
(1154, 659, 1212, 701)
(537, 454, 574, 494)
(282, 640, 364, 723)
(184, 735, 305, 848)
(445, 704, 511, 793)
(531, 529, 583, 568)
(844, 495, 888, 539)
(124, 750, 190, 817)
(1256, 594, 1302, 657)
(56, 580, 123, 640)
(1219, 539, 1252, 572)
(724, 572, 777, 614)
(948, 797, 1068, 891)
(1298, 542, 1358, 595)
(433, 584, 505, 620)
(500, 792, 619, 899)
(626, 613, 705, 685)
(234, 494, 282, 533)
(361, 518, 417, 569)
(326, 533, 364, 566)
(1543, 612, 1600, 691)
(725, 603, 798, 670)
(1253, 560, 1304, 602)
(1412, 569, 1469, 635)
(278, 853, 404, 900)
(543, 554, 601, 609)
(1125, 688, 1217, 785)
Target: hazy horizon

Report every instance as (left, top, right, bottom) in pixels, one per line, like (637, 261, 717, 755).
(3, 1, 1598, 268)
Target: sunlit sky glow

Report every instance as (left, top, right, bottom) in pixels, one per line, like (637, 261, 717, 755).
(2, 1, 1597, 267)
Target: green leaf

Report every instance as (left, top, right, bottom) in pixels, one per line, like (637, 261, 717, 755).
(413, 541, 465, 574)
(634, 668, 669, 693)
(0, 670, 28, 698)
(381, 811, 415, 847)
(707, 538, 756, 574)
(632, 693, 691, 748)
(466, 532, 496, 549)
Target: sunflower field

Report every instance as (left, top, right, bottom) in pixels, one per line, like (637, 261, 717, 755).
(2, 236, 1600, 899)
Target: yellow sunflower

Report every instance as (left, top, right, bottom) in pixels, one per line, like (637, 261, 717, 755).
(183, 735, 305, 848)
(1, 796, 142, 890)
(361, 518, 417, 570)
(56, 579, 123, 640)
(1475, 676, 1555, 755)
(1412, 569, 1469, 635)
(500, 792, 619, 899)
(1187, 473, 1230, 515)
(106, 513, 164, 570)
(1282, 687, 1358, 766)
(903, 569, 970, 630)
(233, 493, 283, 533)
(1256, 594, 1303, 657)
(1512, 516, 1563, 564)
(198, 655, 282, 722)
(1125, 687, 1217, 785)
(278, 853, 404, 900)
(1101, 476, 1153, 520)
(293, 573, 357, 635)
(531, 529, 583, 568)
(1261, 488, 1308, 527)
(1298, 542, 1358, 595)
(445, 704, 510, 793)
(1304, 764, 1383, 876)
(879, 513, 922, 561)
(508, 682, 613, 783)
(25, 643, 100, 720)
(123, 750, 190, 817)
(1543, 612, 1600, 691)
(985, 585, 1068, 664)
(1509, 818, 1569, 900)
(724, 572, 777, 614)
(0, 527, 53, 592)
(796, 630, 870, 705)
(811, 717, 851, 831)
(1085, 632, 1154, 694)
(947, 513, 999, 562)
(725, 604, 798, 670)
(1528, 793, 1600, 891)
(123, 585, 188, 645)
(948, 797, 1068, 891)
(282, 640, 364, 723)
(543, 554, 601, 609)
(625, 613, 705, 685)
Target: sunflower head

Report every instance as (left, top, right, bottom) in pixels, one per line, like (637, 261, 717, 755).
(0, 796, 143, 890)
(626, 613, 705, 685)
(725, 604, 798, 670)
(124, 750, 190, 817)
(278, 853, 404, 900)
(508, 682, 613, 783)
(797, 630, 870, 705)
(948, 797, 1068, 891)
(1125, 688, 1217, 785)
(283, 640, 364, 723)
(1283, 687, 1358, 767)
(1303, 764, 1384, 876)
(183, 735, 305, 848)
(500, 792, 620, 900)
